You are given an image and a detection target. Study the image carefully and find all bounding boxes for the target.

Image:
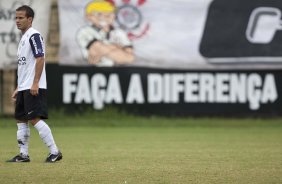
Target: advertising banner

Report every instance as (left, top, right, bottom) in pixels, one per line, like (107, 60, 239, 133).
(201, 0, 282, 63)
(0, 0, 51, 69)
(47, 64, 282, 116)
(58, 0, 282, 69)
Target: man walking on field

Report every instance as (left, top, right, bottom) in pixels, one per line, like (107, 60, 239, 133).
(7, 5, 62, 163)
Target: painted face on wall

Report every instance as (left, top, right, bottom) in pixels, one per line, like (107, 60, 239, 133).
(87, 11, 115, 29)
(85, 0, 116, 30)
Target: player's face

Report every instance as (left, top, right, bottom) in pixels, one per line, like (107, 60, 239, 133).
(15, 11, 32, 33)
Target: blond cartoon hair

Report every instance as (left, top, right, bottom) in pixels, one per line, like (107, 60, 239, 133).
(86, 0, 115, 14)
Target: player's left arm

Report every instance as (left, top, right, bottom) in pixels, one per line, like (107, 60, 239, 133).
(29, 33, 45, 96)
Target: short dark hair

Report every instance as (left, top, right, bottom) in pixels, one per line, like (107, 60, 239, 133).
(16, 5, 34, 18)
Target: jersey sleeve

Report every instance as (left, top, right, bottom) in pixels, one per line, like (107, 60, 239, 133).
(29, 33, 45, 58)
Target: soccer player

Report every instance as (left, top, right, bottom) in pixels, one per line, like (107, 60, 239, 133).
(6, 5, 62, 163)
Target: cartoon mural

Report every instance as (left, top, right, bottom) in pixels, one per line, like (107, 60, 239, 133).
(76, 0, 135, 66)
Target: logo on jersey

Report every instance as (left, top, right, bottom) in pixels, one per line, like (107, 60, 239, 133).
(200, 0, 282, 63)
(18, 57, 26, 65)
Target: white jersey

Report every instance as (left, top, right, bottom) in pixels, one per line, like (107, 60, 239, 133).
(17, 27, 46, 91)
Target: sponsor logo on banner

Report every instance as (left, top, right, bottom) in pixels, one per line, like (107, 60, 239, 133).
(200, 0, 282, 63)
(62, 72, 278, 111)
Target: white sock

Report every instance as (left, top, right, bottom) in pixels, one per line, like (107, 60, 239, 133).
(17, 123, 30, 156)
(34, 120, 59, 154)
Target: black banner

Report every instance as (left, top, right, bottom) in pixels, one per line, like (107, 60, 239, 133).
(47, 64, 282, 116)
(200, 0, 282, 63)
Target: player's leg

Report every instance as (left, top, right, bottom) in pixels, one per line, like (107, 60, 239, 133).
(16, 120, 30, 156)
(28, 89, 62, 162)
(7, 90, 31, 162)
(30, 117, 62, 162)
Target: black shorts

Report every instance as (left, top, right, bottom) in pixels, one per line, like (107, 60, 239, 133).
(15, 89, 48, 121)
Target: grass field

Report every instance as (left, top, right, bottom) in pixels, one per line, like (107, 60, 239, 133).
(1, 109, 282, 184)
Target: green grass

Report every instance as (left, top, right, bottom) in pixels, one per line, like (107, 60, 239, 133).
(0, 109, 282, 183)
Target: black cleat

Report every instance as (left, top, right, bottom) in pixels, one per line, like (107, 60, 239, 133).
(45, 151, 62, 163)
(6, 153, 30, 162)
